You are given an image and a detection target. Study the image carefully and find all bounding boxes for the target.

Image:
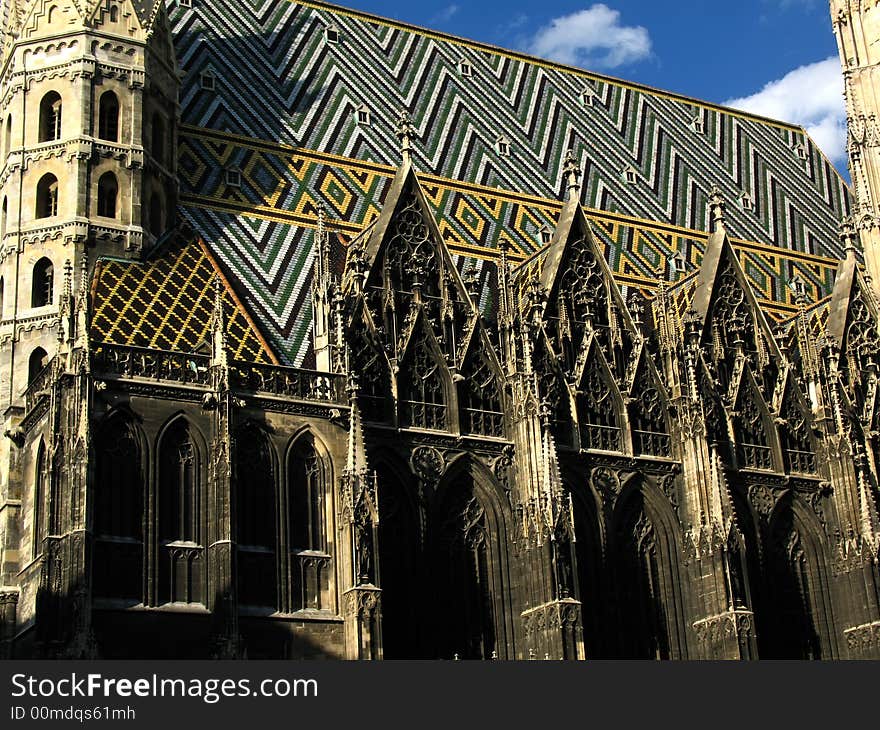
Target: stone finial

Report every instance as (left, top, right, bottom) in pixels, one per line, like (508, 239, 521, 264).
(562, 149, 582, 201)
(395, 110, 418, 164)
(708, 186, 726, 233)
(839, 215, 859, 258)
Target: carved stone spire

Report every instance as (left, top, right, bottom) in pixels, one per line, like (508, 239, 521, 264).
(395, 110, 418, 165)
(562, 149, 582, 202)
(709, 186, 726, 234)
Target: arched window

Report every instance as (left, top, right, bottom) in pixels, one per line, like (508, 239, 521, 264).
(149, 192, 163, 236)
(159, 420, 199, 544)
(287, 435, 329, 612)
(158, 419, 203, 605)
(33, 440, 48, 558)
(151, 113, 166, 166)
(31, 257, 53, 307)
(28, 347, 48, 384)
(98, 91, 119, 142)
(577, 355, 622, 452)
(611, 488, 679, 659)
(47, 5, 58, 24)
(2, 196, 7, 238)
(765, 505, 825, 659)
(5, 115, 12, 159)
(431, 466, 503, 659)
(735, 380, 773, 470)
(39, 92, 62, 142)
(109, 6, 119, 23)
(400, 336, 447, 430)
(97, 172, 118, 218)
(458, 349, 504, 437)
(36, 173, 59, 218)
(377, 463, 422, 658)
(94, 415, 143, 601)
(0, 277, 4, 317)
(236, 424, 277, 609)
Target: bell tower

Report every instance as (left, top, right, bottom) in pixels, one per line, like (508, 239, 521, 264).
(0, 0, 179, 411)
(831, 0, 880, 289)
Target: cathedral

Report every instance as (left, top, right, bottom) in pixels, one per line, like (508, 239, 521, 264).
(0, 0, 879, 660)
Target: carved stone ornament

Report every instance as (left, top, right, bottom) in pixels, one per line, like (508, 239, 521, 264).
(411, 446, 445, 484)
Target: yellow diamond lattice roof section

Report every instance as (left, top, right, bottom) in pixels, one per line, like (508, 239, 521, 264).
(90, 234, 278, 364)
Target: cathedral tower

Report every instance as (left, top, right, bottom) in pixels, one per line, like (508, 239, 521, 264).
(831, 0, 880, 287)
(0, 0, 178, 410)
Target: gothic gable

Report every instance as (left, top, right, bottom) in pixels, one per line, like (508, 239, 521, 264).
(691, 227, 782, 395)
(531, 193, 637, 375)
(357, 162, 474, 367)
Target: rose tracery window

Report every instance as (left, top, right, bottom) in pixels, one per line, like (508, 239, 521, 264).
(553, 239, 608, 360)
(577, 356, 621, 452)
(382, 190, 441, 310)
(400, 337, 447, 430)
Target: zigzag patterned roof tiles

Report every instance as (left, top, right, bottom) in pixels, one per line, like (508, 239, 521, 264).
(169, 0, 853, 365)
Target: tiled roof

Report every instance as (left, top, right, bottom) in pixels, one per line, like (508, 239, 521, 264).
(91, 234, 277, 364)
(165, 0, 852, 365)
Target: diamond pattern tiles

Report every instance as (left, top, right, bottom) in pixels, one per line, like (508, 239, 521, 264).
(90, 234, 278, 364)
(178, 126, 842, 365)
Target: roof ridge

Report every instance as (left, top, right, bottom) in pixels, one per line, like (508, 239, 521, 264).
(299, 0, 808, 133)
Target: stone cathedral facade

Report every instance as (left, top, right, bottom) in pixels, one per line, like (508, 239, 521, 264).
(0, 0, 879, 660)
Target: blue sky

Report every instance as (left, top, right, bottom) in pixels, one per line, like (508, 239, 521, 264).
(343, 0, 847, 168)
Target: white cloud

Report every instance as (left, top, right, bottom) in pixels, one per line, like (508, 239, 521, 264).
(525, 4, 652, 70)
(724, 56, 847, 164)
(431, 5, 459, 24)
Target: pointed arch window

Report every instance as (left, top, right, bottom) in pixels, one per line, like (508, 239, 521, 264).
(94, 415, 143, 601)
(33, 440, 48, 558)
(109, 5, 119, 23)
(158, 419, 203, 605)
(735, 381, 774, 471)
(39, 92, 62, 142)
(28, 347, 48, 385)
(630, 370, 670, 457)
(159, 421, 199, 544)
(780, 386, 816, 474)
(400, 337, 447, 430)
(613, 491, 676, 659)
(0, 277, 4, 318)
(31, 258, 54, 308)
(236, 424, 277, 609)
(5, 115, 12, 160)
(97, 172, 118, 218)
(577, 356, 622, 452)
(431, 471, 504, 659)
(2, 196, 7, 238)
(36, 174, 59, 219)
(288, 435, 330, 612)
(459, 349, 504, 438)
(98, 91, 120, 142)
(350, 331, 390, 423)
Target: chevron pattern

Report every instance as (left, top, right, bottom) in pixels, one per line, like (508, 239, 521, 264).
(166, 0, 853, 365)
